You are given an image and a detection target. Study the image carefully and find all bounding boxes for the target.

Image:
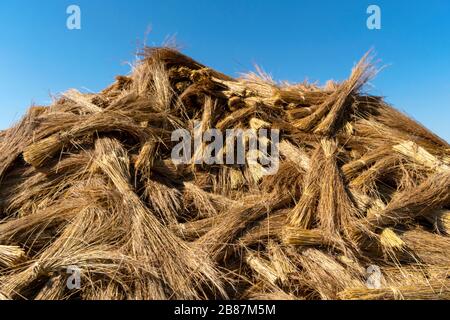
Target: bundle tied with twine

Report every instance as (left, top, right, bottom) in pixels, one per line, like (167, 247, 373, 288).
(0, 47, 449, 300)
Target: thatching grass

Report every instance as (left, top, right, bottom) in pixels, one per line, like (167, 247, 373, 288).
(0, 47, 449, 300)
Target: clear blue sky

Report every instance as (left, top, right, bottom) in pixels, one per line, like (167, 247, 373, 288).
(0, 0, 449, 141)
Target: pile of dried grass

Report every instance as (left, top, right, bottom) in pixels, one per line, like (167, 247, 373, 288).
(0, 47, 449, 300)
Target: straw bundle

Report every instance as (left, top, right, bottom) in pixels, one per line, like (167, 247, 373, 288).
(0, 47, 449, 300)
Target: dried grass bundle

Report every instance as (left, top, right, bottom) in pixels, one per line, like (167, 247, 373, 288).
(0, 246, 26, 269)
(0, 46, 448, 300)
(426, 209, 450, 234)
(339, 280, 450, 300)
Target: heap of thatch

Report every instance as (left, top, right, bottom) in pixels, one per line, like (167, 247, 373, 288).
(0, 47, 449, 300)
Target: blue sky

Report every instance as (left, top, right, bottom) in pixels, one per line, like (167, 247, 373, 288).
(0, 0, 449, 141)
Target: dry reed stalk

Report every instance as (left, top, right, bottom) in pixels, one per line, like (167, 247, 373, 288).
(93, 137, 227, 299)
(0, 197, 90, 245)
(277, 134, 372, 218)
(196, 193, 290, 262)
(376, 104, 450, 150)
(261, 160, 303, 197)
(379, 228, 404, 251)
(207, 167, 234, 196)
(0, 246, 26, 269)
(336, 255, 365, 275)
(365, 198, 386, 220)
(238, 211, 287, 246)
(278, 140, 310, 171)
(0, 292, 10, 300)
(341, 145, 391, 180)
(314, 54, 376, 136)
(338, 280, 450, 300)
(0, 246, 133, 300)
(249, 117, 270, 131)
(0, 188, 142, 298)
(316, 139, 358, 241)
(63, 89, 103, 113)
(241, 279, 300, 300)
(3, 151, 93, 215)
(293, 53, 374, 134)
(34, 276, 68, 300)
(245, 244, 296, 294)
(142, 178, 182, 225)
(245, 289, 299, 300)
(134, 141, 157, 177)
(0, 108, 42, 182)
(377, 227, 406, 261)
(245, 252, 279, 286)
(229, 167, 245, 189)
(172, 216, 216, 240)
(140, 58, 174, 113)
(267, 242, 297, 286)
(286, 106, 319, 120)
(287, 146, 322, 228)
(216, 104, 257, 131)
(298, 249, 364, 300)
(184, 183, 218, 218)
(23, 111, 156, 168)
(444, 155, 450, 164)
(381, 265, 449, 288)
(369, 171, 450, 228)
(191, 96, 216, 168)
(393, 140, 450, 172)
(183, 181, 236, 218)
(143, 47, 233, 82)
(281, 227, 326, 246)
(351, 118, 405, 147)
(401, 229, 450, 266)
(349, 154, 401, 191)
(426, 209, 450, 234)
